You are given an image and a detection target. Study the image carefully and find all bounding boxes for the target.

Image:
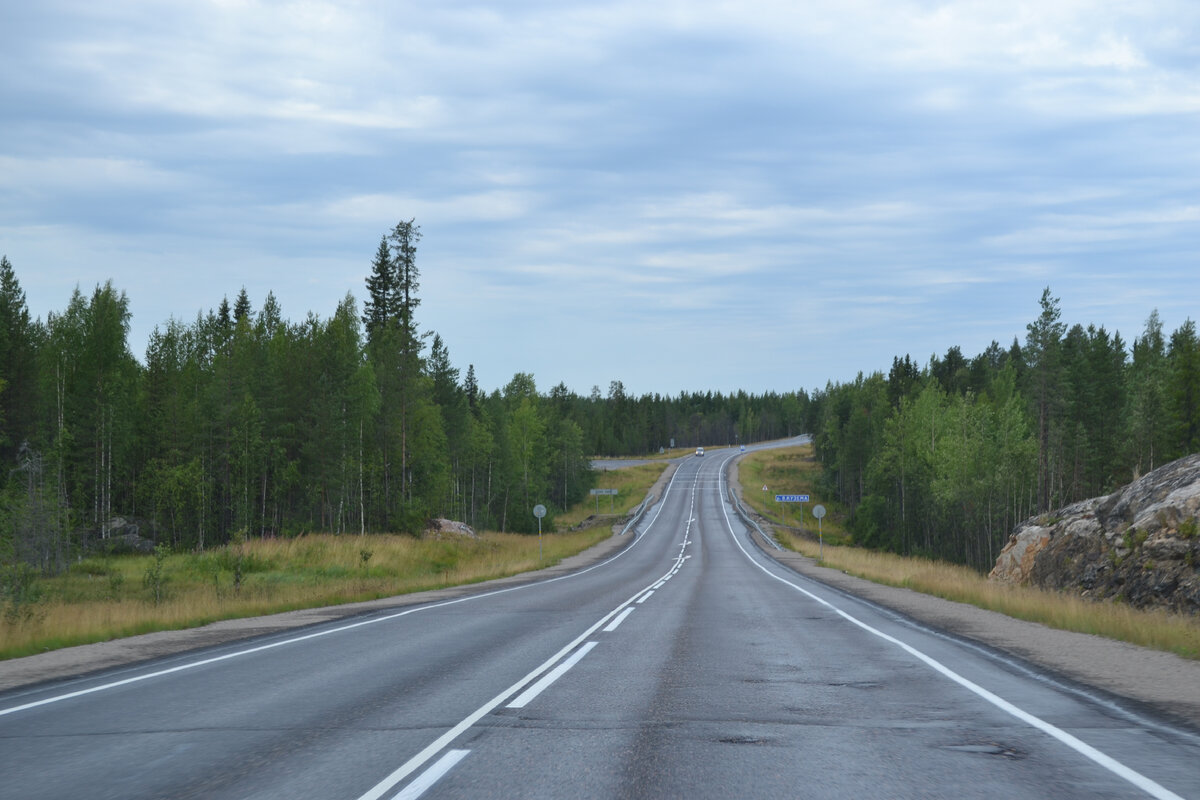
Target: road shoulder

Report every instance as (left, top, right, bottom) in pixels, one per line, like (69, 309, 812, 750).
(744, 525, 1200, 730)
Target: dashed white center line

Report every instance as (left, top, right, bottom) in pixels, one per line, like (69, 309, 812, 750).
(507, 642, 598, 709)
(390, 750, 470, 800)
(356, 466, 704, 800)
(604, 608, 635, 632)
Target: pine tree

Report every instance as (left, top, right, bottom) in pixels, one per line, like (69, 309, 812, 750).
(1024, 287, 1066, 510)
(464, 364, 479, 412)
(1167, 319, 1200, 457)
(0, 256, 36, 461)
(388, 219, 421, 343)
(1127, 310, 1168, 475)
(233, 288, 252, 323)
(362, 236, 393, 338)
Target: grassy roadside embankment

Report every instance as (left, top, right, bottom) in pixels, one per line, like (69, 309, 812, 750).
(739, 444, 1200, 660)
(0, 461, 670, 661)
(554, 462, 667, 529)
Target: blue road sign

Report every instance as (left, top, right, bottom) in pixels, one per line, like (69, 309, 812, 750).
(775, 494, 810, 503)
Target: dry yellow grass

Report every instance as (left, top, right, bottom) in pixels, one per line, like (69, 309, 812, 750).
(2, 460, 670, 661)
(778, 531, 1200, 660)
(0, 528, 612, 660)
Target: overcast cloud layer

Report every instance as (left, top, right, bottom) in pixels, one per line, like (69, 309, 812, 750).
(3, 1, 1198, 396)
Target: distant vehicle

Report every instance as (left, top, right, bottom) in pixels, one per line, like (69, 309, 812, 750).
(696, 447, 704, 457)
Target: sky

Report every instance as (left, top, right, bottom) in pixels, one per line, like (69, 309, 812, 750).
(2, 1, 1199, 398)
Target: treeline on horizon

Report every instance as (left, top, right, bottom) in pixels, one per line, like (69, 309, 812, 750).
(3, 227, 1197, 576)
(0, 223, 813, 574)
(813, 289, 1200, 571)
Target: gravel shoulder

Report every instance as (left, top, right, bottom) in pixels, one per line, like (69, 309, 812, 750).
(5, 456, 1199, 736)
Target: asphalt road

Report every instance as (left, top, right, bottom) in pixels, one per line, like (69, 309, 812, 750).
(2, 440, 1198, 799)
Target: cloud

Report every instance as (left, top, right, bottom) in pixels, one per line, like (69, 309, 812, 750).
(5, 0, 1200, 395)
(325, 190, 536, 227)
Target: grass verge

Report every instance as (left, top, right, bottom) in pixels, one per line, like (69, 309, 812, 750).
(738, 444, 1200, 660)
(0, 528, 612, 661)
(554, 461, 669, 530)
(1, 461, 669, 662)
(738, 444, 851, 545)
(776, 531, 1200, 660)
(734, 441, 1195, 662)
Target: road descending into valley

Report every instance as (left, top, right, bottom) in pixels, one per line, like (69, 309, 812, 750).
(2, 438, 1198, 799)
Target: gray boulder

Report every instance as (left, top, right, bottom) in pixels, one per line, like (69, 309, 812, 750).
(990, 454, 1200, 614)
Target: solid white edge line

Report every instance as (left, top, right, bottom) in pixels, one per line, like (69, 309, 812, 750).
(507, 642, 598, 709)
(715, 456, 1186, 800)
(603, 608, 635, 632)
(390, 749, 470, 800)
(1, 462, 695, 720)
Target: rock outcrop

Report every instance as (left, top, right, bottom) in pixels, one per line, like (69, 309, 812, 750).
(425, 518, 477, 539)
(990, 454, 1200, 614)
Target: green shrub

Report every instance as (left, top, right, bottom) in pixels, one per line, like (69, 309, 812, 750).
(1179, 518, 1198, 540)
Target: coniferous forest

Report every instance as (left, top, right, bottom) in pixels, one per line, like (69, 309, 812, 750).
(813, 289, 1200, 571)
(1, 225, 1197, 576)
(0, 222, 813, 573)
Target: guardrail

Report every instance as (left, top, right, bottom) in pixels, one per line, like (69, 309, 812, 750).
(724, 460, 782, 550)
(620, 494, 653, 535)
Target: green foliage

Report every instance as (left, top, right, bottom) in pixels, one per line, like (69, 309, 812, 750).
(0, 246, 1180, 578)
(143, 544, 169, 605)
(1166, 319, 1200, 456)
(812, 288, 1198, 574)
(1179, 518, 1197, 540)
(1, 562, 43, 621)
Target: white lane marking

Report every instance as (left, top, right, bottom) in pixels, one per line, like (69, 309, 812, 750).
(507, 642, 598, 709)
(636, 590, 655, 604)
(356, 508, 696, 800)
(354, 617, 616, 800)
(0, 459, 697, 720)
(716, 461, 1186, 800)
(603, 608, 634, 632)
(391, 749, 470, 800)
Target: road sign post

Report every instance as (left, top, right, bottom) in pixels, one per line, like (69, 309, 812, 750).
(812, 504, 826, 561)
(533, 504, 547, 561)
(774, 494, 810, 530)
(590, 487, 618, 512)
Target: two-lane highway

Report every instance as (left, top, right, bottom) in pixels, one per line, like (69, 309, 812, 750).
(2, 439, 1198, 798)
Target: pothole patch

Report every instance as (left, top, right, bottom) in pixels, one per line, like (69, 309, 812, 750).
(717, 734, 771, 745)
(942, 743, 1025, 759)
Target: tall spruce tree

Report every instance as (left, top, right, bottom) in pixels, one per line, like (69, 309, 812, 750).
(1167, 319, 1200, 457)
(362, 236, 394, 336)
(0, 256, 37, 462)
